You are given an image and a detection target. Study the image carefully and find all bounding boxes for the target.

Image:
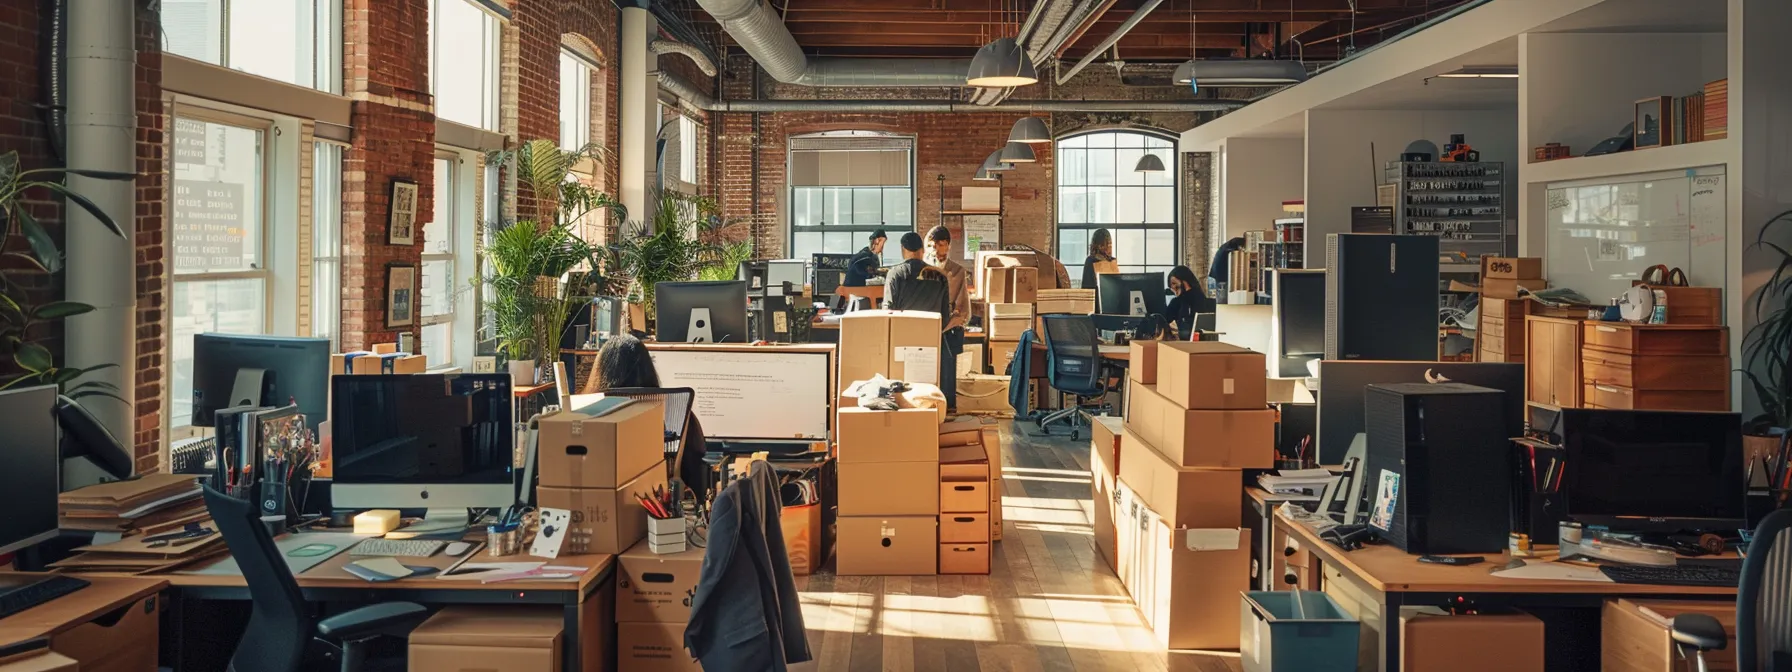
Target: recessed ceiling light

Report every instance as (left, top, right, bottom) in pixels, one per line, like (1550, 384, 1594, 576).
(1435, 65, 1518, 78)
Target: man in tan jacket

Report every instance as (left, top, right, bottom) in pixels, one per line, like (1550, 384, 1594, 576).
(926, 225, 971, 413)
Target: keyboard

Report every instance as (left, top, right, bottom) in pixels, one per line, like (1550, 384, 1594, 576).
(350, 538, 446, 558)
(1600, 564, 1741, 587)
(0, 576, 91, 620)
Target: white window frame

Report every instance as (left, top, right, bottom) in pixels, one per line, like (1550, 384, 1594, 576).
(1054, 129, 1180, 286)
(429, 0, 503, 131)
(678, 114, 698, 185)
(559, 49, 596, 150)
(422, 152, 460, 369)
(310, 140, 346, 348)
(160, 0, 343, 94)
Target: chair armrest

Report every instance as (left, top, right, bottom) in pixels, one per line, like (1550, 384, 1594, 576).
(317, 602, 431, 641)
(1670, 613, 1728, 652)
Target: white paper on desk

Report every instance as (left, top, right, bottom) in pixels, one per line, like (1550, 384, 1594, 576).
(530, 508, 571, 559)
(896, 347, 938, 385)
(1491, 560, 1613, 583)
(437, 562, 544, 580)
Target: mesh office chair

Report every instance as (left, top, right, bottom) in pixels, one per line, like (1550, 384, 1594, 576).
(1036, 314, 1108, 440)
(1673, 507, 1792, 672)
(202, 486, 429, 672)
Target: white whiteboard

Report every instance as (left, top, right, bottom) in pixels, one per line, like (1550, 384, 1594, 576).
(648, 348, 831, 441)
(1544, 166, 1726, 304)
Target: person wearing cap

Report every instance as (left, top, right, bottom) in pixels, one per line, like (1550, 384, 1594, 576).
(843, 230, 887, 287)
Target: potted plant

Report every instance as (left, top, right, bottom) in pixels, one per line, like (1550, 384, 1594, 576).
(609, 190, 742, 328)
(1742, 211, 1792, 472)
(0, 151, 133, 398)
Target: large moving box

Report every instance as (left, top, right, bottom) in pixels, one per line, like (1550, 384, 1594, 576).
(1403, 608, 1544, 672)
(837, 516, 937, 575)
(836, 406, 941, 575)
(536, 460, 665, 555)
(537, 400, 665, 489)
(1091, 416, 1123, 571)
(1155, 342, 1267, 410)
(1125, 379, 1274, 469)
(1117, 429, 1242, 530)
(838, 310, 942, 385)
(410, 607, 564, 672)
(616, 543, 705, 624)
(1122, 502, 1250, 650)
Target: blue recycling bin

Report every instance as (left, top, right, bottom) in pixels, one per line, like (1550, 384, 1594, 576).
(1240, 591, 1360, 672)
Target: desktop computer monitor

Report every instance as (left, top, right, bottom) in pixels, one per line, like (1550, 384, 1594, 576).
(0, 385, 60, 555)
(1314, 361, 1523, 465)
(766, 260, 806, 296)
(1271, 269, 1325, 378)
(1097, 272, 1167, 317)
(191, 333, 332, 434)
(1561, 409, 1745, 533)
(655, 281, 749, 343)
(331, 373, 514, 531)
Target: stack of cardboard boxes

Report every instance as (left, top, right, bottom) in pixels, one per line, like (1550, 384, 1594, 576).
(1477, 256, 1546, 364)
(535, 400, 667, 556)
(616, 542, 706, 671)
(984, 264, 1038, 378)
(329, 342, 428, 375)
(939, 419, 992, 574)
(1115, 341, 1271, 650)
(836, 407, 941, 575)
(981, 424, 1004, 541)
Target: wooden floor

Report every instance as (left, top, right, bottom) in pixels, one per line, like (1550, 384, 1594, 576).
(790, 419, 1243, 672)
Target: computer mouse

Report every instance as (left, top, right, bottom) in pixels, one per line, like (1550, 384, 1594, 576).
(444, 542, 472, 556)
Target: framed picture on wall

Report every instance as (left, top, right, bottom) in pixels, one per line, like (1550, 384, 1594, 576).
(1634, 96, 1673, 149)
(388, 179, 419, 245)
(385, 264, 417, 329)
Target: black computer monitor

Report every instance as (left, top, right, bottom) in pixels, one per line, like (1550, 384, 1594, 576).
(331, 373, 514, 531)
(1315, 361, 1524, 464)
(191, 334, 332, 434)
(1271, 270, 1326, 378)
(0, 385, 59, 556)
(655, 281, 749, 343)
(1561, 409, 1746, 533)
(1096, 272, 1168, 317)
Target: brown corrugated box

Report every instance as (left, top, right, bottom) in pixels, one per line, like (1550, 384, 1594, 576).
(987, 303, 1035, 342)
(1116, 428, 1241, 529)
(1482, 256, 1544, 280)
(1121, 499, 1249, 651)
(1129, 341, 1159, 384)
(617, 621, 701, 672)
(836, 407, 940, 463)
(1402, 608, 1544, 672)
(535, 460, 665, 555)
(409, 606, 564, 672)
(838, 310, 942, 385)
(836, 516, 937, 575)
(838, 461, 940, 516)
(939, 543, 990, 574)
(1126, 379, 1274, 469)
(982, 266, 1039, 304)
(1091, 422, 1118, 572)
(616, 542, 705, 624)
(941, 512, 989, 544)
(1602, 599, 1736, 672)
(939, 444, 989, 482)
(1155, 341, 1267, 410)
(537, 400, 664, 489)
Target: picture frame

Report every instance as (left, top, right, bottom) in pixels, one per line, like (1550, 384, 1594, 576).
(1634, 96, 1673, 149)
(388, 179, 419, 245)
(385, 264, 417, 329)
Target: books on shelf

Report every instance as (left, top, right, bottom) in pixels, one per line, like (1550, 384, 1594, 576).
(1704, 78, 1728, 140)
(1654, 80, 1727, 147)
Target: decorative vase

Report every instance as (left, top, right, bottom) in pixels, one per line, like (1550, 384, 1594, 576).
(508, 359, 537, 386)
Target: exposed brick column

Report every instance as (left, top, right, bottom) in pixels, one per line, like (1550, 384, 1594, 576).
(340, 0, 435, 351)
(134, 6, 168, 469)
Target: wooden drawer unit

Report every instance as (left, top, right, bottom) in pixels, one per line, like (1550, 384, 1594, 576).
(1526, 316, 1584, 408)
(1583, 383, 1729, 411)
(1582, 322, 1727, 356)
(1479, 315, 1526, 353)
(1581, 350, 1730, 391)
(1481, 296, 1529, 320)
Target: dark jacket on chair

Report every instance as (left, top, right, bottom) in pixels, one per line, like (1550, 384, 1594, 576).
(685, 461, 810, 672)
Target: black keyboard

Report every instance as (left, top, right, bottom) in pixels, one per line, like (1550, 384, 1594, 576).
(1600, 564, 1741, 588)
(0, 576, 91, 620)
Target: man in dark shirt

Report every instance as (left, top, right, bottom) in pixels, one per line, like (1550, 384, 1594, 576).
(843, 230, 888, 287)
(883, 232, 943, 312)
(1208, 236, 1246, 294)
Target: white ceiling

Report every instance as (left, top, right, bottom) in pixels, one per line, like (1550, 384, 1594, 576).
(1318, 38, 1519, 111)
(1536, 0, 1727, 33)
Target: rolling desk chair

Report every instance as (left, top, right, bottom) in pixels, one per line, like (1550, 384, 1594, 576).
(1673, 508, 1792, 672)
(202, 486, 429, 672)
(1037, 314, 1108, 441)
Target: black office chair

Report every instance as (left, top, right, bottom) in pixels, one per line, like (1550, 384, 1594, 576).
(201, 486, 429, 672)
(1037, 314, 1108, 440)
(1672, 508, 1792, 672)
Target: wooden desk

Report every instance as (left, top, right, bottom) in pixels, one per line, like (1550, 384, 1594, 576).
(1270, 512, 1734, 671)
(150, 544, 614, 672)
(0, 574, 165, 646)
(0, 574, 166, 672)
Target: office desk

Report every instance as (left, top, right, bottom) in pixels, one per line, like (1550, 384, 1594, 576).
(1270, 512, 1734, 671)
(152, 546, 613, 672)
(0, 574, 166, 671)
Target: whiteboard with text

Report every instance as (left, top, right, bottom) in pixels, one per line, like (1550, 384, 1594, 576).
(1544, 166, 1726, 304)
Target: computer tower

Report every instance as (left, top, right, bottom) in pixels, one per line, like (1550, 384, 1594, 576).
(1323, 234, 1439, 361)
(1362, 382, 1511, 554)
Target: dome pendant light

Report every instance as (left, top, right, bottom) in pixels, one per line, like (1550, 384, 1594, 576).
(1173, 4, 1199, 93)
(982, 150, 1014, 172)
(1133, 153, 1166, 173)
(1007, 117, 1051, 144)
(967, 0, 1037, 87)
(999, 141, 1036, 164)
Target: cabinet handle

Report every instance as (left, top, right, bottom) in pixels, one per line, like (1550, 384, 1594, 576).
(1594, 384, 1622, 393)
(1597, 326, 1619, 333)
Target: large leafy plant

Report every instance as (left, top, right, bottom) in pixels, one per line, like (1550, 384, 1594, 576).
(609, 190, 744, 322)
(0, 151, 132, 400)
(1744, 211, 1792, 432)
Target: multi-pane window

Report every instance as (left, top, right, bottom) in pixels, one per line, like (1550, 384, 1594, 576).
(559, 50, 594, 150)
(161, 0, 342, 93)
(1056, 130, 1178, 285)
(430, 0, 502, 130)
(789, 133, 913, 264)
(311, 142, 344, 348)
(171, 115, 269, 427)
(422, 156, 459, 368)
(679, 114, 698, 185)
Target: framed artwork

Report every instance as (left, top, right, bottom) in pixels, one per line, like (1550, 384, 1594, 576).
(385, 264, 417, 329)
(388, 179, 419, 245)
(1634, 96, 1673, 149)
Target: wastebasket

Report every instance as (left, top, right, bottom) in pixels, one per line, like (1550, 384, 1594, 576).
(1240, 590, 1360, 672)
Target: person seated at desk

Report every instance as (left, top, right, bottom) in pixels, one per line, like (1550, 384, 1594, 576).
(1080, 228, 1117, 290)
(1165, 265, 1215, 339)
(579, 334, 709, 495)
(844, 230, 888, 288)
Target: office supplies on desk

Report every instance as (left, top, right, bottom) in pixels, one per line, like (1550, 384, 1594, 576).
(529, 508, 571, 559)
(186, 531, 364, 575)
(350, 538, 446, 558)
(343, 557, 438, 582)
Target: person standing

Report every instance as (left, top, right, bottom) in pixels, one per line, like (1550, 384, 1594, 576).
(1208, 236, 1247, 297)
(926, 225, 970, 413)
(1081, 228, 1117, 290)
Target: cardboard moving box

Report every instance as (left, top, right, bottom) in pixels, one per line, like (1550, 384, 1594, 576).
(410, 606, 563, 672)
(1125, 379, 1274, 469)
(618, 621, 701, 672)
(1091, 422, 1119, 571)
(1401, 608, 1544, 672)
(1121, 504, 1250, 651)
(1117, 428, 1242, 529)
(537, 399, 664, 489)
(1129, 341, 1159, 384)
(839, 310, 942, 385)
(837, 516, 937, 575)
(940, 543, 991, 574)
(616, 542, 705, 624)
(940, 481, 990, 513)
(536, 460, 666, 555)
(836, 407, 941, 463)
(941, 512, 990, 544)
(838, 461, 941, 516)
(956, 374, 1012, 413)
(982, 266, 1040, 304)
(987, 303, 1035, 341)
(1155, 342, 1267, 410)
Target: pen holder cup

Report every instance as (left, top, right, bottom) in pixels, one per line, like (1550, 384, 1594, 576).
(1275, 458, 1307, 471)
(1518, 492, 1565, 545)
(648, 516, 688, 554)
(487, 525, 521, 557)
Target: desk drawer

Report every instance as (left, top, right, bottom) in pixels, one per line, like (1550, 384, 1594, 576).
(1583, 323, 1727, 356)
(941, 481, 990, 513)
(941, 513, 991, 544)
(1583, 384, 1728, 411)
(1480, 316, 1526, 354)
(1581, 351, 1729, 391)
(51, 593, 159, 672)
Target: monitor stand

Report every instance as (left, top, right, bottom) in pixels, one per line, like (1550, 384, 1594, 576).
(386, 509, 472, 540)
(230, 368, 268, 407)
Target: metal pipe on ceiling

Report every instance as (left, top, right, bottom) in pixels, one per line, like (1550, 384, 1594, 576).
(657, 71, 1242, 113)
(694, 0, 969, 87)
(1054, 0, 1168, 85)
(650, 39, 718, 77)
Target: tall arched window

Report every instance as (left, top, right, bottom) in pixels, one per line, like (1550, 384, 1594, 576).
(1056, 130, 1177, 286)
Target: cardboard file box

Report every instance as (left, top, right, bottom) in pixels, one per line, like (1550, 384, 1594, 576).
(537, 400, 664, 489)
(616, 542, 705, 624)
(409, 606, 564, 672)
(837, 516, 937, 576)
(535, 460, 665, 555)
(941, 513, 990, 544)
(940, 481, 989, 513)
(939, 543, 991, 575)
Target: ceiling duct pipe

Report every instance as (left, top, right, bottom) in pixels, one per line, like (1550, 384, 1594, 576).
(659, 70, 1241, 113)
(650, 39, 717, 77)
(1056, 0, 1166, 85)
(694, 0, 969, 87)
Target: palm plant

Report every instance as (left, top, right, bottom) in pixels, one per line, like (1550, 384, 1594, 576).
(609, 190, 743, 322)
(1743, 210, 1792, 433)
(0, 151, 133, 401)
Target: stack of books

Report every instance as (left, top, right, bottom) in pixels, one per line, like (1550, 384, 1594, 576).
(59, 473, 204, 533)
